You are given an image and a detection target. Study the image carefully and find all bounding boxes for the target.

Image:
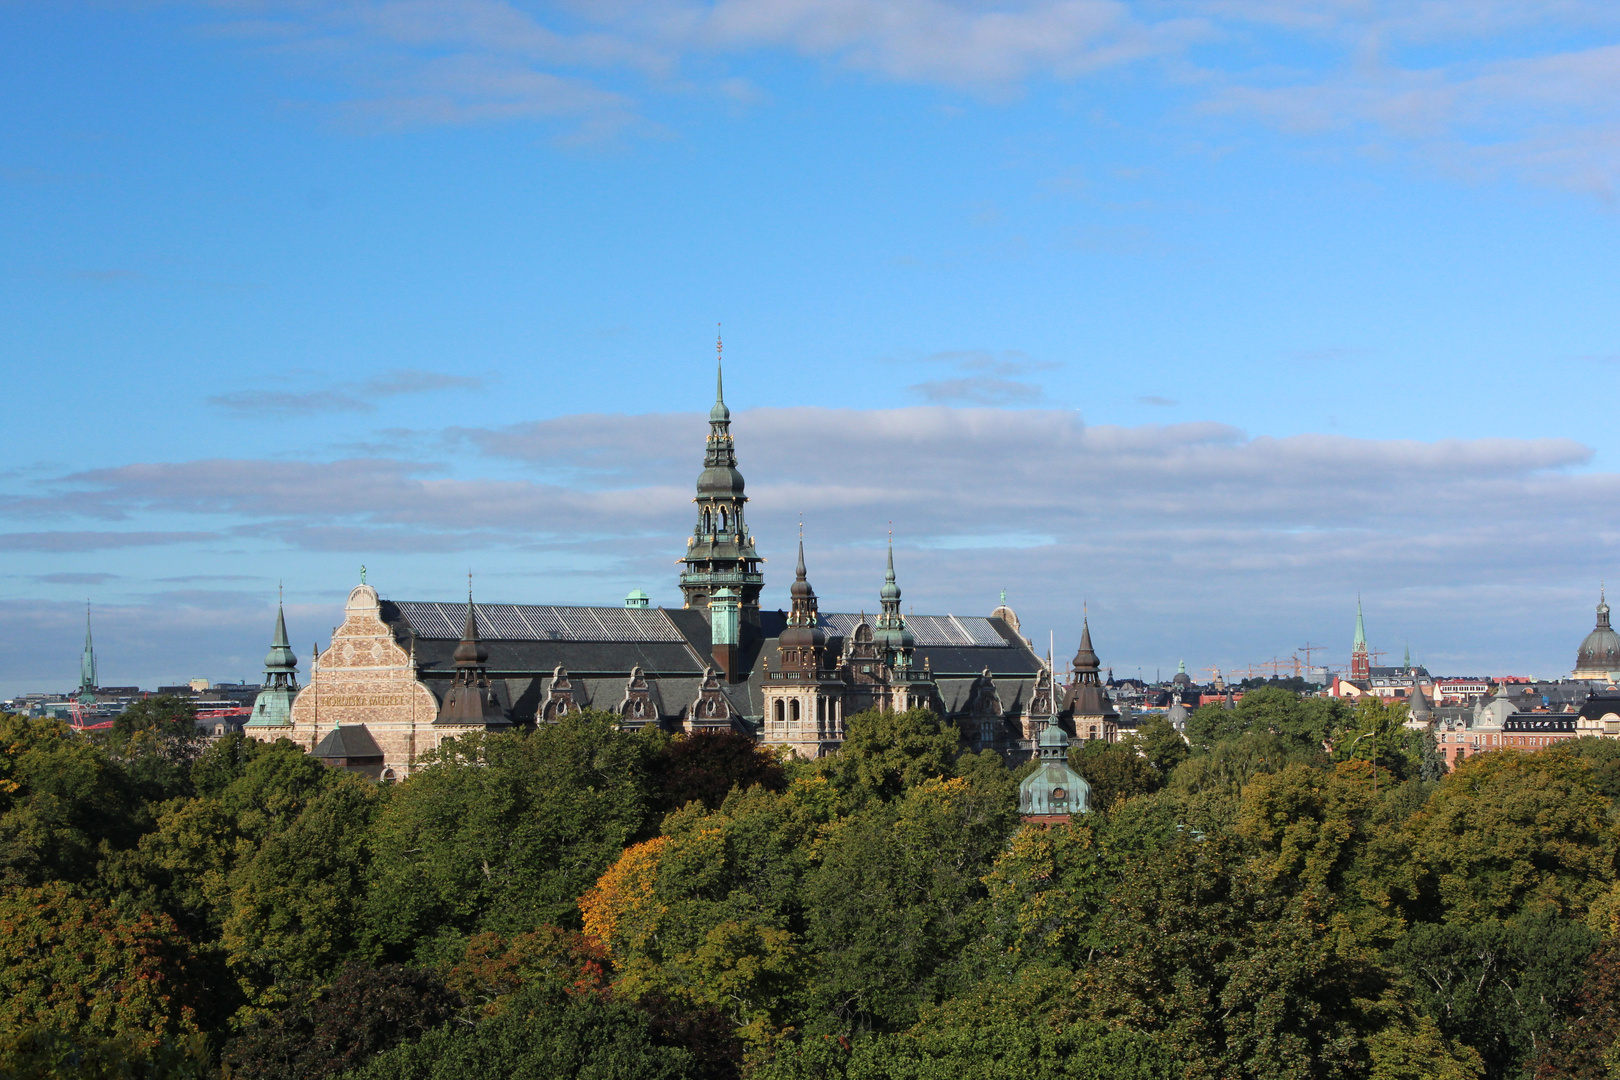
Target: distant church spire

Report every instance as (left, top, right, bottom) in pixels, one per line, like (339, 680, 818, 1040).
(1351, 596, 1371, 679)
(78, 602, 97, 702)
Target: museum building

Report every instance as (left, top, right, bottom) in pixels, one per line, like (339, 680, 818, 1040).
(245, 364, 1116, 778)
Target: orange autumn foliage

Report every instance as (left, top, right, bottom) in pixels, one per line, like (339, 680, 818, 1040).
(580, 836, 668, 952)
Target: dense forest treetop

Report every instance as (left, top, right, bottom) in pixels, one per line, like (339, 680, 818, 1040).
(5, 692, 1620, 1079)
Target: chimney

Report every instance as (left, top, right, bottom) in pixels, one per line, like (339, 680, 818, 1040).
(710, 588, 741, 682)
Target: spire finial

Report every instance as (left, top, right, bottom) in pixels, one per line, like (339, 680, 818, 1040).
(468, 568, 474, 603)
(716, 323, 724, 402)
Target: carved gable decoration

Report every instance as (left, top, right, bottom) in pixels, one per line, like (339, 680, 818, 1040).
(284, 583, 438, 747)
(690, 667, 736, 725)
(618, 665, 659, 722)
(542, 665, 579, 722)
(848, 620, 880, 661)
(1029, 666, 1054, 720)
(967, 668, 1004, 717)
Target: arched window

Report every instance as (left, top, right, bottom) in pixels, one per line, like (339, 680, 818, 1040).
(774, 700, 784, 724)
(702, 509, 711, 533)
(790, 699, 800, 723)
(719, 507, 729, 531)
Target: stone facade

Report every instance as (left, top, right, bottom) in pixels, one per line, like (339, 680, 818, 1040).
(252, 584, 491, 779)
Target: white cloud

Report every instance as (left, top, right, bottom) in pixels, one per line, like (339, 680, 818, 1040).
(176, 2, 1620, 192)
(7, 404, 1617, 683)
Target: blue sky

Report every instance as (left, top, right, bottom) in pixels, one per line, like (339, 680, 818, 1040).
(5, 1, 1620, 695)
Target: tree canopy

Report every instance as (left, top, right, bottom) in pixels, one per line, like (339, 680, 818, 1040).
(2, 695, 1619, 1079)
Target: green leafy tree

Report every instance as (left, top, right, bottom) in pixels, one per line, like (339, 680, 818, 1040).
(1135, 715, 1189, 776)
(342, 977, 710, 1080)
(808, 708, 961, 807)
(223, 775, 383, 1004)
(801, 776, 1017, 1033)
(1402, 747, 1618, 925)
(1069, 740, 1161, 810)
(644, 729, 786, 814)
(0, 1029, 213, 1080)
(1533, 937, 1620, 1079)
(0, 713, 141, 887)
(753, 966, 1176, 1080)
(1566, 736, 1620, 803)
(580, 781, 831, 1045)
(365, 714, 653, 958)
(1389, 913, 1597, 1080)
(0, 883, 203, 1045)
(1184, 688, 1346, 758)
(1331, 697, 1419, 784)
(981, 821, 1112, 970)
(107, 696, 205, 803)
(221, 963, 461, 1080)
(1083, 830, 1472, 1080)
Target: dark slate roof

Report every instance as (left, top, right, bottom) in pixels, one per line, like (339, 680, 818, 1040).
(313, 724, 384, 760)
(386, 600, 686, 642)
(385, 598, 1043, 722)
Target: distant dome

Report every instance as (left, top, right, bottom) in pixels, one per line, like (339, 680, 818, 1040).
(1575, 589, 1620, 678)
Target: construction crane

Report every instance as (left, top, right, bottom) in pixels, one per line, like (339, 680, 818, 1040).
(1298, 642, 1326, 672)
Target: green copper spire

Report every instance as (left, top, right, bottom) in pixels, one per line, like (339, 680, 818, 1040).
(1353, 596, 1367, 650)
(78, 603, 97, 703)
(680, 333, 763, 623)
(710, 328, 730, 423)
(875, 533, 913, 665)
(248, 590, 299, 728)
(1404, 642, 1411, 668)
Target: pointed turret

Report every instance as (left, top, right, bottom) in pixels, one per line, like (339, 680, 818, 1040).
(777, 538, 827, 675)
(680, 334, 764, 625)
(1409, 677, 1432, 722)
(453, 598, 489, 668)
(1062, 614, 1118, 731)
(874, 536, 914, 668)
(1072, 618, 1099, 674)
(248, 593, 299, 728)
(437, 588, 507, 726)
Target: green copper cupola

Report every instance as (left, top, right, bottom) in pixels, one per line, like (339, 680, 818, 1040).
(247, 593, 299, 728)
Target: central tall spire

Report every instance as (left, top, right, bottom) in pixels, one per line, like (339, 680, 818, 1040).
(679, 333, 764, 632)
(78, 602, 97, 702)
